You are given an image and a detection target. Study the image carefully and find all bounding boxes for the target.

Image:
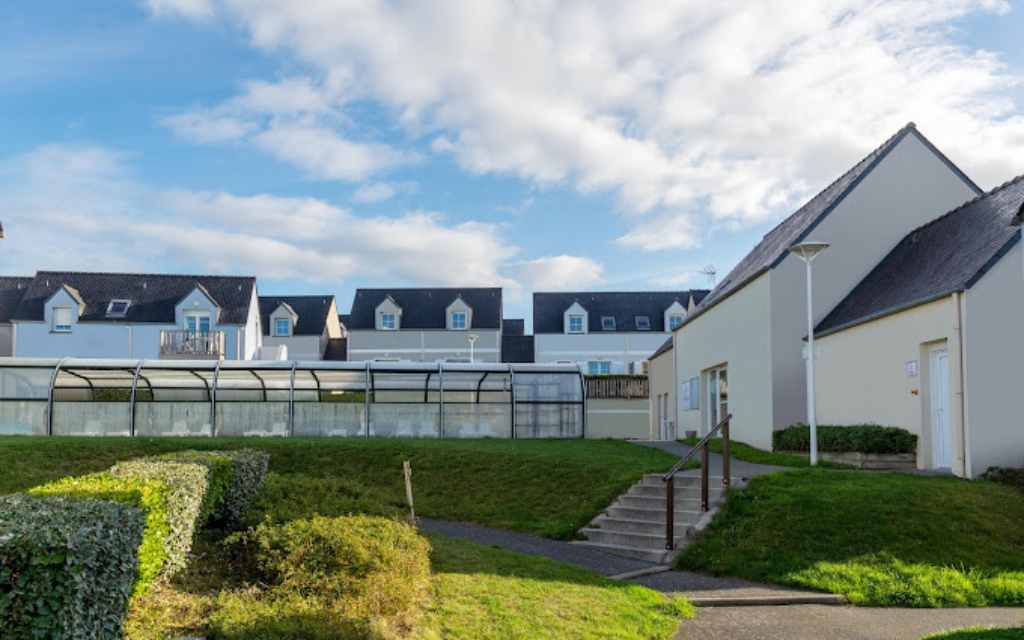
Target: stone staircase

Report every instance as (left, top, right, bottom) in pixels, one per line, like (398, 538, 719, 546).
(572, 473, 743, 564)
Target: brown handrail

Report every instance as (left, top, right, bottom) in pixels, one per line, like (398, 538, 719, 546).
(663, 413, 732, 550)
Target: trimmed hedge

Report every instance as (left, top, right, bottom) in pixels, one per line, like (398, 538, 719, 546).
(0, 495, 144, 639)
(109, 458, 211, 576)
(29, 474, 172, 597)
(773, 424, 917, 455)
(162, 449, 268, 528)
(210, 515, 432, 638)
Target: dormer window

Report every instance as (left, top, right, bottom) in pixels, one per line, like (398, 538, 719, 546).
(106, 299, 131, 318)
(53, 308, 72, 332)
(601, 316, 616, 331)
(380, 313, 397, 330)
(568, 315, 584, 333)
(451, 311, 468, 330)
(668, 314, 684, 330)
(275, 318, 291, 337)
(635, 316, 651, 330)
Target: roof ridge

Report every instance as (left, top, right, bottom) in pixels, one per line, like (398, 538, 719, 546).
(533, 290, 705, 295)
(907, 173, 1024, 235)
(34, 270, 256, 279)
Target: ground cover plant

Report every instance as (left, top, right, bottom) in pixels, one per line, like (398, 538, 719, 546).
(0, 436, 679, 539)
(676, 468, 1024, 607)
(983, 467, 1024, 492)
(679, 437, 854, 469)
(922, 628, 1024, 639)
(773, 424, 917, 454)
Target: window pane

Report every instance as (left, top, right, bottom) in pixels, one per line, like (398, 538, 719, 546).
(275, 319, 289, 335)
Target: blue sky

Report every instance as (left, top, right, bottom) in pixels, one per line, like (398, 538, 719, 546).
(2, 0, 1024, 327)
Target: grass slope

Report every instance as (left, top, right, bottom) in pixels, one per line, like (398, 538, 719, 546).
(923, 629, 1024, 639)
(0, 436, 679, 539)
(677, 468, 1024, 607)
(679, 437, 853, 469)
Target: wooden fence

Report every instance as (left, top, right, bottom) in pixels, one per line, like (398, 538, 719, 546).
(585, 376, 649, 399)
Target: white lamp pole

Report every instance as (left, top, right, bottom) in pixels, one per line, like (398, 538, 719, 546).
(788, 241, 829, 466)
(468, 334, 479, 363)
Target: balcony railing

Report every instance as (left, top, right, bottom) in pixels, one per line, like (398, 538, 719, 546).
(159, 330, 225, 359)
(585, 375, 649, 399)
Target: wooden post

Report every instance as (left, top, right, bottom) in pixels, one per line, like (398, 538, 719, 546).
(701, 446, 709, 511)
(665, 477, 674, 550)
(404, 460, 415, 520)
(722, 418, 731, 490)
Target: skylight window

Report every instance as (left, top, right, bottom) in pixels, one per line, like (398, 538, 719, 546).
(106, 300, 131, 318)
(601, 316, 616, 331)
(635, 316, 651, 330)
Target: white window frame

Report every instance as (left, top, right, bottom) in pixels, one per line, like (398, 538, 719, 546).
(635, 316, 651, 330)
(667, 314, 684, 331)
(53, 307, 72, 332)
(106, 299, 131, 318)
(184, 310, 212, 333)
(601, 316, 616, 331)
(568, 315, 584, 334)
(588, 361, 611, 375)
(380, 313, 397, 331)
(274, 318, 291, 337)
(705, 365, 728, 434)
(451, 311, 468, 330)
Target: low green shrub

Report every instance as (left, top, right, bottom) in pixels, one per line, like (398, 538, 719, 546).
(773, 424, 917, 454)
(243, 473, 404, 528)
(156, 452, 233, 525)
(0, 495, 145, 639)
(162, 450, 268, 528)
(30, 474, 171, 596)
(110, 458, 211, 576)
(210, 515, 432, 639)
(983, 467, 1024, 492)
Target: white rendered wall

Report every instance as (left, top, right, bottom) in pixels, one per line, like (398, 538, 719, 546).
(534, 333, 671, 373)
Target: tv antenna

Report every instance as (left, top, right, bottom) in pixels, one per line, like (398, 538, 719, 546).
(700, 264, 716, 287)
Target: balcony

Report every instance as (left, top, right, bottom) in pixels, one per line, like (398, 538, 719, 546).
(159, 330, 225, 360)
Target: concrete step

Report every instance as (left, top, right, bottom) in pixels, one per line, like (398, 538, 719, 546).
(591, 516, 692, 536)
(628, 484, 725, 499)
(582, 527, 681, 549)
(570, 540, 670, 564)
(616, 494, 705, 510)
(606, 505, 704, 524)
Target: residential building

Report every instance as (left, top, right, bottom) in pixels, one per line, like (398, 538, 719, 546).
(345, 288, 503, 363)
(258, 295, 346, 360)
(533, 291, 708, 374)
(500, 318, 535, 363)
(670, 123, 982, 449)
(0, 277, 32, 357)
(814, 176, 1024, 477)
(648, 337, 676, 440)
(10, 271, 261, 360)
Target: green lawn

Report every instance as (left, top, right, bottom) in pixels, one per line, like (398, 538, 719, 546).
(679, 437, 853, 469)
(677, 468, 1024, 607)
(0, 436, 680, 539)
(923, 628, 1024, 639)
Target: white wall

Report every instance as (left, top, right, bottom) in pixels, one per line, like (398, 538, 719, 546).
(347, 329, 502, 362)
(648, 346, 674, 439)
(534, 333, 671, 373)
(964, 242, 1024, 476)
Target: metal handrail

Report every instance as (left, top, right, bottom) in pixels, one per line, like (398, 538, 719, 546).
(663, 413, 732, 550)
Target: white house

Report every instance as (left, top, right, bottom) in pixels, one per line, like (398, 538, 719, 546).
(669, 123, 982, 449)
(813, 175, 1024, 477)
(533, 291, 708, 374)
(10, 271, 262, 360)
(258, 295, 346, 361)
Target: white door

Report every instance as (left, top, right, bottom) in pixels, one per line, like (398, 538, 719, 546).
(706, 365, 728, 435)
(930, 347, 951, 469)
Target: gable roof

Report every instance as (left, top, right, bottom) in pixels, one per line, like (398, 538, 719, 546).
(501, 334, 535, 363)
(650, 337, 673, 360)
(13, 272, 257, 325)
(816, 174, 1024, 337)
(503, 318, 525, 335)
(533, 291, 709, 334)
(347, 288, 503, 330)
(0, 277, 32, 323)
(259, 295, 336, 336)
(680, 123, 981, 329)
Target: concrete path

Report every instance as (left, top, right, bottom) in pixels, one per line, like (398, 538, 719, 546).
(674, 604, 1024, 640)
(632, 440, 792, 479)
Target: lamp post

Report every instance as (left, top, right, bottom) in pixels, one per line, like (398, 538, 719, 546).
(787, 241, 829, 466)
(467, 334, 479, 363)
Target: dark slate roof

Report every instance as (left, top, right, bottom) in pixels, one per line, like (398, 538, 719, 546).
(259, 295, 336, 336)
(347, 288, 503, 330)
(680, 123, 981, 329)
(338, 314, 350, 328)
(503, 318, 525, 335)
(12, 272, 257, 325)
(650, 337, 673, 360)
(533, 291, 709, 334)
(324, 337, 348, 361)
(501, 334, 535, 363)
(0, 277, 33, 323)
(816, 175, 1024, 337)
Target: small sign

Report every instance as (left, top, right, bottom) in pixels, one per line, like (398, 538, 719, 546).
(906, 361, 918, 377)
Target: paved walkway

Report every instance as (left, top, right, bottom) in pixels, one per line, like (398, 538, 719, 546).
(632, 440, 792, 479)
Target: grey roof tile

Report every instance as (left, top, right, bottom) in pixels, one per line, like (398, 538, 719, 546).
(650, 337, 673, 360)
(501, 334, 535, 363)
(533, 291, 708, 334)
(259, 295, 336, 336)
(0, 277, 33, 323)
(347, 288, 502, 330)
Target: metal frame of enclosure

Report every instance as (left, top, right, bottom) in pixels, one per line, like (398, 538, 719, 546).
(0, 359, 585, 439)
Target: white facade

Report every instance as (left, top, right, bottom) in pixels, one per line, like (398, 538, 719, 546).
(535, 333, 673, 374)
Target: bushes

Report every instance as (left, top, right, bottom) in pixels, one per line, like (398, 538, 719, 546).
(984, 467, 1024, 492)
(209, 515, 432, 639)
(30, 474, 172, 597)
(773, 424, 917, 454)
(163, 450, 269, 528)
(0, 495, 145, 639)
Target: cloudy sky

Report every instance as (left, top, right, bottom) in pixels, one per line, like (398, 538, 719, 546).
(2, 0, 1023, 325)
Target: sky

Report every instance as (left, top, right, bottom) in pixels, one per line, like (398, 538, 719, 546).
(2, 0, 1024, 327)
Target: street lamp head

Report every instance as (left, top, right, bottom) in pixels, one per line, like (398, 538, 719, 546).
(467, 334, 479, 344)
(788, 241, 830, 264)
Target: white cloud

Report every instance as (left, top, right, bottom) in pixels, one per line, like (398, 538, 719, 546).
(149, 0, 1024, 250)
(252, 123, 414, 182)
(511, 255, 604, 291)
(352, 182, 396, 203)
